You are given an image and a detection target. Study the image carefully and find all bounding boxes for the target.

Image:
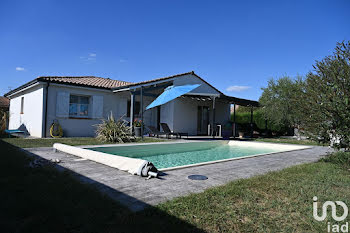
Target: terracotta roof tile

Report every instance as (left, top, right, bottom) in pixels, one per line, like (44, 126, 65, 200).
(38, 76, 132, 89)
(0, 96, 9, 108)
(5, 71, 224, 98)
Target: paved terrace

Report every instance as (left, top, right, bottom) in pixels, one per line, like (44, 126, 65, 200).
(25, 142, 331, 211)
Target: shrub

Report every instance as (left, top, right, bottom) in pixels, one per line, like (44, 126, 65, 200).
(301, 41, 350, 149)
(231, 108, 285, 133)
(0, 110, 7, 135)
(95, 113, 135, 143)
(321, 151, 350, 168)
(259, 76, 305, 133)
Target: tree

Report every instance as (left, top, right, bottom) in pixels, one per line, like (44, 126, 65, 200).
(259, 76, 305, 135)
(301, 41, 350, 149)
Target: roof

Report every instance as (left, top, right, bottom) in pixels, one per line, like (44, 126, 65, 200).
(0, 96, 10, 109)
(112, 71, 224, 95)
(113, 72, 193, 89)
(181, 94, 259, 107)
(5, 71, 222, 97)
(4, 72, 259, 106)
(38, 76, 132, 89)
(220, 95, 259, 107)
(5, 76, 133, 97)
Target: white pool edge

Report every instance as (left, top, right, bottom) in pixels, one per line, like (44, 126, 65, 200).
(158, 146, 312, 171)
(80, 139, 213, 149)
(81, 140, 312, 172)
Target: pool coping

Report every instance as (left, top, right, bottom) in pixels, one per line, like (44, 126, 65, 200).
(159, 145, 312, 171)
(79, 139, 207, 148)
(79, 140, 313, 171)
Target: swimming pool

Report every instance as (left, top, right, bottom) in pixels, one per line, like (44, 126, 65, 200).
(86, 141, 310, 170)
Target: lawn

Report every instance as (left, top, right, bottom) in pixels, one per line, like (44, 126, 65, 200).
(1, 136, 165, 148)
(1, 138, 349, 232)
(254, 137, 327, 146)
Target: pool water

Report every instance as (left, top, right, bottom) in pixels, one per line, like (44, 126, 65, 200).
(87, 141, 284, 169)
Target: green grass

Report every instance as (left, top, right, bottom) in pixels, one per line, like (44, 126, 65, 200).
(1, 138, 349, 232)
(0, 139, 201, 233)
(2, 137, 165, 148)
(158, 160, 350, 232)
(254, 137, 327, 146)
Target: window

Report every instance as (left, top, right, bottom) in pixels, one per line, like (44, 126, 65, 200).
(127, 100, 140, 117)
(69, 95, 90, 117)
(20, 97, 24, 114)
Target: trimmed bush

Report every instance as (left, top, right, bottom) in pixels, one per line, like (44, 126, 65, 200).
(231, 108, 289, 134)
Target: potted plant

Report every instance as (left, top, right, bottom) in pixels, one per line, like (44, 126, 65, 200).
(133, 119, 142, 137)
(222, 122, 232, 139)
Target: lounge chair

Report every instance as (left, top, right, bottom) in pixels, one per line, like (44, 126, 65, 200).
(160, 123, 188, 139)
(4, 129, 25, 138)
(146, 125, 168, 138)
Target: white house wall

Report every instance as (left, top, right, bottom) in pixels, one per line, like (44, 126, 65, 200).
(46, 84, 128, 137)
(173, 98, 197, 135)
(8, 85, 44, 137)
(173, 98, 230, 135)
(173, 74, 220, 95)
(160, 101, 174, 130)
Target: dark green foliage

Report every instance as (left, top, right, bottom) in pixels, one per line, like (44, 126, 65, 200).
(232, 111, 251, 124)
(259, 76, 305, 133)
(321, 151, 350, 168)
(301, 41, 350, 149)
(231, 108, 282, 132)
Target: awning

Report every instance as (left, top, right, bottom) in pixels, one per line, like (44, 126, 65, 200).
(146, 84, 200, 110)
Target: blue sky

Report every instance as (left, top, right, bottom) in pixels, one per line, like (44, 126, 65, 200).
(0, 0, 349, 100)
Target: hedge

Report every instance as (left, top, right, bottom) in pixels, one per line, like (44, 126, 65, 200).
(231, 109, 285, 133)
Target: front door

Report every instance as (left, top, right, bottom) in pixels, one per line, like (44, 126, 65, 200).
(197, 106, 209, 135)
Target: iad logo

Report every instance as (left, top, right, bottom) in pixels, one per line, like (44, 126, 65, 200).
(313, 196, 348, 221)
(313, 196, 349, 232)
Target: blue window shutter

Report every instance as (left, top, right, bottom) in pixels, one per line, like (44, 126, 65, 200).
(92, 95, 104, 118)
(56, 92, 70, 117)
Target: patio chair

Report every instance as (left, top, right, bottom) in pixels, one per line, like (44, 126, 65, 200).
(4, 129, 25, 138)
(160, 123, 188, 139)
(146, 125, 168, 138)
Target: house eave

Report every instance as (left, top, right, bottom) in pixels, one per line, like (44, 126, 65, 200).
(4, 81, 45, 98)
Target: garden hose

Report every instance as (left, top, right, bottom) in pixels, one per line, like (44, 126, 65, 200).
(50, 122, 63, 138)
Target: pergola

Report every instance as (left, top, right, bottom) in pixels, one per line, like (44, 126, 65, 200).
(114, 81, 173, 137)
(114, 80, 260, 138)
(181, 94, 259, 138)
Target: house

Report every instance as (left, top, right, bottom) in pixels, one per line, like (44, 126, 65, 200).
(0, 96, 10, 111)
(4, 71, 258, 138)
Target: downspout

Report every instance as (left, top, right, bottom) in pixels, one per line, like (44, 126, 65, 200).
(44, 81, 50, 137)
(140, 86, 144, 140)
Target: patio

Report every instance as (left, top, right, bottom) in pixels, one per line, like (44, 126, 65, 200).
(25, 142, 331, 211)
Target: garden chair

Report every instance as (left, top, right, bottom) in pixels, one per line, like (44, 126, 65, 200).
(146, 125, 168, 138)
(160, 123, 188, 139)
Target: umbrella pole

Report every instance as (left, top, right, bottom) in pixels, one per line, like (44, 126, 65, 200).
(140, 86, 144, 140)
(130, 92, 134, 135)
